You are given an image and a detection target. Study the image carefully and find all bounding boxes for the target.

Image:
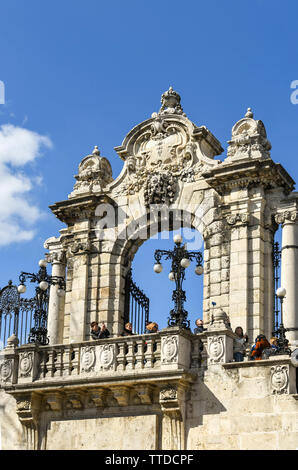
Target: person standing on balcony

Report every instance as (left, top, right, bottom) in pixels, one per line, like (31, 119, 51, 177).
(121, 322, 134, 336)
(233, 326, 248, 362)
(90, 321, 110, 339)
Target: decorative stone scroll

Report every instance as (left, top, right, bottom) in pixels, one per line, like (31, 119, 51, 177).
(112, 87, 223, 203)
(226, 212, 250, 226)
(275, 210, 298, 225)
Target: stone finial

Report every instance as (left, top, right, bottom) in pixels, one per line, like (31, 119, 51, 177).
(245, 107, 254, 118)
(225, 107, 271, 162)
(69, 146, 113, 198)
(6, 334, 19, 348)
(158, 86, 185, 116)
(92, 145, 100, 156)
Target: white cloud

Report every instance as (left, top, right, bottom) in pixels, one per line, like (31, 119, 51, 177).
(0, 124, 52, 247)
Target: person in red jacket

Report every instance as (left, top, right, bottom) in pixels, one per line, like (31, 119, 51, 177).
(250, 334, 271, 360)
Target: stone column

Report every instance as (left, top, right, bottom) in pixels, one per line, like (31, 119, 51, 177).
(47, 251, 66, 345)
(69, 247, 89, 343)
(280, 211, 298, 347)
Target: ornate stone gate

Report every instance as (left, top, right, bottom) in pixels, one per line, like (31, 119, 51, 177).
(1, 87, 298, 450)
(45, 87, 297, 346)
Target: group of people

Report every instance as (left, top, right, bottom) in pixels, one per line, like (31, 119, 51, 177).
(90, 320, 159, 340)
(232, 327, 280, 362)
(91, 318, 280, 362)
(193, 318, 279, 362)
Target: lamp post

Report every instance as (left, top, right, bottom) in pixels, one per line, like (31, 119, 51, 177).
(17, 259, 65, 345)
(274, 287, 291, 356)
(153, 234, 203, 329)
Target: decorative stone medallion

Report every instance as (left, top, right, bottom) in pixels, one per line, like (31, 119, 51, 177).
(80, 346, 96, 373)
(207, 336, 225, 364)
(161, 336, 178, 364)
(0, 359, 13, 382)
(270, 365, 289, 394)
(98, 344, 115, 371)
(19, 352, 33, 377)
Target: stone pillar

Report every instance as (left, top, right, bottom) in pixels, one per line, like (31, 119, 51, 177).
(227, 213, 250, 334)
(47, 251, 66, 345)
(69, 249, 89, 343)
(280, 212, 298, 347)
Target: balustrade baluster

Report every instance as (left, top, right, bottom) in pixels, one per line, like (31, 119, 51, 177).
(134, 339, 145, 369)
(70, 346, 80, 375)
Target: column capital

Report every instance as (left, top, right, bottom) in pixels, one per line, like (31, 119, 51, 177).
(46, 250, 67, 265)
(275, 210, 298, 225)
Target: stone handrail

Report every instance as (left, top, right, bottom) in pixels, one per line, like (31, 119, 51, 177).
(0, 327, 203, 388)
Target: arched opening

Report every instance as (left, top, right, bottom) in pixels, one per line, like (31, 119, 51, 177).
(124, 226, 204, 334)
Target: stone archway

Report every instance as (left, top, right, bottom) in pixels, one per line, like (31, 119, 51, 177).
(46, 87, 297, 347)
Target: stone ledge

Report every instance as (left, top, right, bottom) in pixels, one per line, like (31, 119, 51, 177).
(2, 370, 196, 394)
(223, 355, 291, 369)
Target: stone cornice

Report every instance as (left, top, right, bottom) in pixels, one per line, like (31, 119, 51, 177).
(49, 194, 116, 224)
(202, 158, 295, 195)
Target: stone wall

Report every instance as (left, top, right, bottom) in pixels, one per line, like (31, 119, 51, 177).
(187, 361, 298, 450)
(1, 355, 297, 450)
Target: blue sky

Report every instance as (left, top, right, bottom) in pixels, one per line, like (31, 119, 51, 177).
(0, 0, 297, 331)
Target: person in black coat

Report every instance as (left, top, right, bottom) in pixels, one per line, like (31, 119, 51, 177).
(121, 322, 134, 336)
(90, 321, 110, 339)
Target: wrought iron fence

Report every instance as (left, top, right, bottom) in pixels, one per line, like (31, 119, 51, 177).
(124, 269, 150, 334)
(0, 281, 39, 348)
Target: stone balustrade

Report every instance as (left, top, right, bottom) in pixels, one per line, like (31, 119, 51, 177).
(0, 327, 203, 389)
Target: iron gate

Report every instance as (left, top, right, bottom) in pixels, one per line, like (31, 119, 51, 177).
(0, 281, 46, 348)
(124, 269, 150, 334)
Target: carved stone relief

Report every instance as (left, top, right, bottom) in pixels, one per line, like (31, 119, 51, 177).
(270, 365, 289, 394)
(80, 346, 96, 373)
(98, 344, 115, 371)
(70, 146, 113, 197)
(0, 359, 13, 382)
(226, 108, 271, 162)
(19, 352, 33, 378)
(161, 336, 178, 364)
(207, 336, 225, 364)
